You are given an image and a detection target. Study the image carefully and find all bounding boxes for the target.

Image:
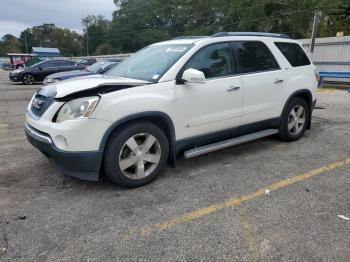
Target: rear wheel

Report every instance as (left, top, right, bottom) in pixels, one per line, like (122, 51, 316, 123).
(22, 74, 35, 85)
(279, 97, 310, 141)
(103, 122, 169, 188)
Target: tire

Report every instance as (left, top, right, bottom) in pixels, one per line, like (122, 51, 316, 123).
(22, 74, 35, 85)
(279, 97, 310, 142)
(103, 122, 169, 188)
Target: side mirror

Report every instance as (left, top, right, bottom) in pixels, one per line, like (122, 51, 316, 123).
(180, 68, 205, 84)
(38, 66, 42, 70)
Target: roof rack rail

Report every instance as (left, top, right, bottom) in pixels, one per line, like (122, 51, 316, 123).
(173, 36, 208, 40)
(212, 32, 290, 39)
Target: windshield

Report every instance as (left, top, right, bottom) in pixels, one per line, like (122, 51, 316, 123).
(86, 62, 105, 72)
(106, 44, 193, 82)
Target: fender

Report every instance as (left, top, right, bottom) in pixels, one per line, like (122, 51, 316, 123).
(281, 89, 313, 129)
(99, 111, 177, 166)
(281, 89, 312, 114)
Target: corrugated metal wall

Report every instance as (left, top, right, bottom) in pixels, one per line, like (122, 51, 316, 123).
(300, 36, 350, 72)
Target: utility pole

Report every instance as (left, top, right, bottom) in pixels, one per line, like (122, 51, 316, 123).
(24, 33, 28, 53)
(86, 26, 89, 56)
(310, 11, 321, 53)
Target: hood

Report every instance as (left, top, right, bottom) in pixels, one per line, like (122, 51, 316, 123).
(11, 67, 32, 74)
(48, 70, 86, 79)
(39, 74, 150, 99)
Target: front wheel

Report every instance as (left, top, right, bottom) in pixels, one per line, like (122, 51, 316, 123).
(103, 122, 169, 188)
(22, 74, 35, 85)
(279, 97, 310, 141)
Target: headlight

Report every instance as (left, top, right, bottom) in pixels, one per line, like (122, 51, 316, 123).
(55, 96, 100, 123)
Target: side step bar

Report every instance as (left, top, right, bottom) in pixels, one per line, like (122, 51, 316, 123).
(184, 129, 279, 159)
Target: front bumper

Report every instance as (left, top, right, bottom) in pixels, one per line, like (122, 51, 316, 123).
(9, 73, 21, 82)
(25, 123, 102, 181)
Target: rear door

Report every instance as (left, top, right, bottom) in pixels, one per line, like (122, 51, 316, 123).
(233, 41, 285, 124)
(176, 42, 244, 139)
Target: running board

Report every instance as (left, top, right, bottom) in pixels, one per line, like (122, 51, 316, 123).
(184, 129, 279, 159)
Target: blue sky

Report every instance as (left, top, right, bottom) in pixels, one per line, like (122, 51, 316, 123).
(0, 0, 116, 38)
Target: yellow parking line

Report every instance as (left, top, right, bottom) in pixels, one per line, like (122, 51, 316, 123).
(318, 88, 337, 93)
(140, 158, 350, 236)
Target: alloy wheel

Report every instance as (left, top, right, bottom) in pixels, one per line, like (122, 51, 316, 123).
(118, 133, 161, 180)
(287, 105, 306, 135)
(23, 74, 35, 85)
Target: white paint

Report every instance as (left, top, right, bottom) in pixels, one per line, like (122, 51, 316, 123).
(338, 215, 350, 221)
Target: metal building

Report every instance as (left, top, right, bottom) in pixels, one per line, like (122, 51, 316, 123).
(32, 47, 61, 57)
(300, 36, 350, 72)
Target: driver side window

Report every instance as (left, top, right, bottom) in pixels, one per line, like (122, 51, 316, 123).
(184, 43, 233, 79)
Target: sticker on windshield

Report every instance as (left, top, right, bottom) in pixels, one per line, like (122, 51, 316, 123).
(152, 74, 159, 79)
(166, 47, 187, 52)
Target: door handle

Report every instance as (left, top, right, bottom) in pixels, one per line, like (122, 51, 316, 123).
(274, 79, 284, 84)
(227, 86, 240, 92)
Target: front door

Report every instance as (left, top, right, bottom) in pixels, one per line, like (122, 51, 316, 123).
(37, 60, 60, 81)
(175, 42, 243, 140)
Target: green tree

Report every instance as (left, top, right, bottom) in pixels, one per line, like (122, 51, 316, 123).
(0, 34, 21, 56)
(318, 2, 350, 37)
(50, 28, 84, 56)
(82, 15, 112, 55)
(18, 24, 84, 56)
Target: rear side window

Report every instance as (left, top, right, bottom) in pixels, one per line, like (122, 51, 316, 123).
(59, 60, 75, 66)
(234, 41, 280, 73)
(275, 42, 311, 67)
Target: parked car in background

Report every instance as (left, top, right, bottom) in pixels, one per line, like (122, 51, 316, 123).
(76, 58, 97, 68)
(1, 62, 13, 70)
(43, 61, 119, 85)
(9, 59, 84, 85)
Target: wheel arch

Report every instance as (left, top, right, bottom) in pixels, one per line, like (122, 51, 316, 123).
(21, 72, 36, 83)
(281, 89, 313, 129)
(99, 111, 177, 166)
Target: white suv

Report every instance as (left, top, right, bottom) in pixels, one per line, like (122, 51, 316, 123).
(25, 32, 318, 188)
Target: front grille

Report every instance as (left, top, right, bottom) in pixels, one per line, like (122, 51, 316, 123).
(30, 94, 54, 118)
